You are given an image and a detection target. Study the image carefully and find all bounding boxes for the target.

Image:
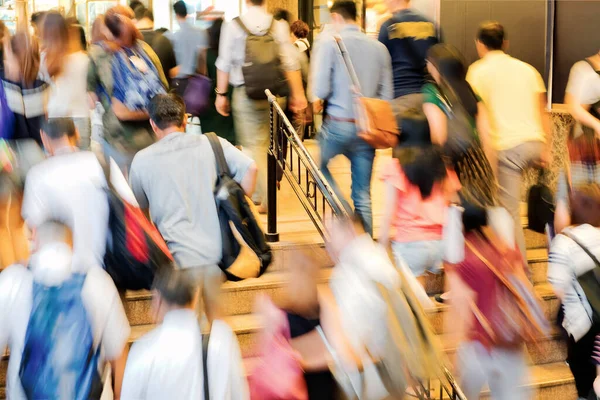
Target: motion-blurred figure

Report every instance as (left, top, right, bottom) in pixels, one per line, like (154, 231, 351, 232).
(0, 220, 130, 399)
(121, 267, 249, 399)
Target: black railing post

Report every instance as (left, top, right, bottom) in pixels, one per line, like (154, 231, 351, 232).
(266, 90, 279, 242)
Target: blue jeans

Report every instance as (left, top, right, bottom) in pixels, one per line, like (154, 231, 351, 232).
(319, 119, 375, 235)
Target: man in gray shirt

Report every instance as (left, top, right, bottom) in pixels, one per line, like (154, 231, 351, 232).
(310, 0, 393, 235)
(129, 94, 257, 302)
(167, 1, 208, 92)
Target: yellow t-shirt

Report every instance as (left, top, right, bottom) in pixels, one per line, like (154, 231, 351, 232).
(466, 51, 547, 151)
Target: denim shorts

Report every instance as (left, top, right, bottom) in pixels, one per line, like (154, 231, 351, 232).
(391, 240, 443, 277)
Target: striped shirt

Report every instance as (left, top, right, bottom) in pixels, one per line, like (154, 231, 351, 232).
(1, 76, 49, 145)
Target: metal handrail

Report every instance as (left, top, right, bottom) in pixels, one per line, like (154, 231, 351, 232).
(265, 89, 348, 242)
(264, 89, 466, 400)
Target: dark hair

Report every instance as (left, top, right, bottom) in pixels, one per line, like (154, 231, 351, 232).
(173, 1, 188, 18)
(143, 9, 154, 22)
(427, 43, 479, 118)
(76, 24, 88, 50)
(148, 94, 186, 130)
(152, 267, 196, 307)
(129, 0, 144, 12)
(41, 11, 69, 78)
(477, 21, 505, 51)
(273, 9, 291, 23)
(41, 118, 77, 140)
(330, 1, 357, 21)
(208, 18, 224, 52)
(394, 146, 447, 199)
(105, 7, 142, 47)
(31, 11, 46, 25)
(291, 20, 309, 39)
(249, 0, 265, 5)
(570, 184, 600, 227)
(134, 5, 147, 21)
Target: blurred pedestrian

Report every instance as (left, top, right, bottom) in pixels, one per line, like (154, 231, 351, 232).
(466, 21, 552, 260)
(40, 12, 92, 150)
(198, 18, 236, 144)
(549, 183, 600, 400)
(87, 6, 168, 175)
(0, 220, 130, 399)
(137, 9, 179, 80)
(22, 118, 109, 272)
(310, 0, 393, 235)
(121, 267, 249, 399)
(291, 20, 310, 56)
(424, 43, 497, 231)
(379, 0, 438, 125)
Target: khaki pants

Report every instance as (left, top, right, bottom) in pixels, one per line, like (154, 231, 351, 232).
(182, 265, 225, 329)
(497, 141, 545, 260)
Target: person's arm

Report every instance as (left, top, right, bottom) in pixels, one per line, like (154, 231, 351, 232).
(215, 21, 234, 117)
(554, 170, 571, 233)
(423, 102, 447, 145)
(565, 62, 600, 134)
(274, 20, 307, 113)
(378, 47, 394, 101)
(111, 98, 149, 121)
(220, 137, 257, 197)
(309, 38, 334, 104)
(128, 159, 150, 212)
(476, 102, 497, 177)
(445, 269, 475, 357)
(539, 92, 553, 166)
(111, 346, 129, 400)
(379, 181, 398, 248)
(566, 93, 600, 134)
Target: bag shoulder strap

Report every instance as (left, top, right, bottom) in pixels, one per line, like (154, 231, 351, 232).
(333, 36, 362, 96)
(235, 17, 252, 36)
(205, 132, 231, 178)
(585, 58, 600, 76)
(202, 330, 211, 400)
(562, 231, 600, 267)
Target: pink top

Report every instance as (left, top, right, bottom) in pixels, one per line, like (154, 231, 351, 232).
(380, 158, 461, 243)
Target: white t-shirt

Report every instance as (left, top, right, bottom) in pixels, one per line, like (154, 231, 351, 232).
(22, 150, 109, 272)
(0, 245, 131, 399)
(121, 309, 249, 400)
(44, 51, 91, 119)
(566, 60, 600, 105)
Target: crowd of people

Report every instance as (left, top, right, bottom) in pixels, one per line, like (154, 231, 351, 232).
(2, 0, 600, 399)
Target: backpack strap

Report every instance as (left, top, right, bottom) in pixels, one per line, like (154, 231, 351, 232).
(205, 132, 231, 178)
(202, 330, 211, 400)
(234, 17, 252, 36)
(562, 231, 600, 268)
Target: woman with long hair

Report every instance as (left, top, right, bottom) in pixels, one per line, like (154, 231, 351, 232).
(40, 12, 92, 150)
(87, 6, 167, 175)
(423, 43, 497, 229)
(197, 18, 236, 144)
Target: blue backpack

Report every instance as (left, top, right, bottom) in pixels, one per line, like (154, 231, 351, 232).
(19, 274, 103, 400)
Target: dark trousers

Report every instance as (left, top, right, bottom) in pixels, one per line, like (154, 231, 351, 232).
(567, 328, 598, 399)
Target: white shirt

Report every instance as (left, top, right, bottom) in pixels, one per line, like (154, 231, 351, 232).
(121, 310, 249, 400)
(22, 150, 109, 272)
(0, 244, 131, 399)
(215, 5, 300, 86)
(44, 52, 91, 119)
(566, 60, 600, 105)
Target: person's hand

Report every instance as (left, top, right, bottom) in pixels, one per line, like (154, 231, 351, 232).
(289, 93, 308, 114)
(539, 145, 552, 168)
(312, 100, 323, 115)
(215, 95, 230, 117)
(594, 375, 600, 398)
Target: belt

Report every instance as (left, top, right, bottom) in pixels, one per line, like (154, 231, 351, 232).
(327, 115, 356, 123)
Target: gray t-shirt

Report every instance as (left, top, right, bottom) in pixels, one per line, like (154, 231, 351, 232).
(128, 132, 254, 268)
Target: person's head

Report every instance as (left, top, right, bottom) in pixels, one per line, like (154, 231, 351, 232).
(31, 11, 46, 36)
(40, 11, 69, 78)
(6, 32, 41, 87)
(570, 183, 600, 227)
(151, 267, 197, 322)
(133, 5, 147, 22)
(173, 1, 188, 20)
(427, 43, 478, 117)
(476, 21, 506, 57)
(129, 0, 144, 13)
(290, 20, 309, 41)
(383, 0, 410, 13)
(91, 15, 107, 43)
(40, 117, 79, 155)
(148, 94, 187, 137)
(208, 18, 224, 52)
(395, 145, 447, 199)
(330, 1, 358, 29)
(246, 0, 266, 6)
(273, 8, 291, 24)
(104, 7, 142, 48)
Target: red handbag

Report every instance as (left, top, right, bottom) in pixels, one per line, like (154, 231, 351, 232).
(247, 297, 308, 400)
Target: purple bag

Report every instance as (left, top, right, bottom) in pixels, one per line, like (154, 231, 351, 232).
(0, 81, 15, 139)
(183, 74, 212, 117)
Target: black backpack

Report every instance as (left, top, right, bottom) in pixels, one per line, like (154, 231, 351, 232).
(235, 17, 289, 100)
(527, 169, 555, 234)
(205, 132, 272, 281)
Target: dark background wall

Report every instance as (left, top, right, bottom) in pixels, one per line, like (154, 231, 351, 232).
(440, 1, 547, 77)
(552, 1, 600, 104)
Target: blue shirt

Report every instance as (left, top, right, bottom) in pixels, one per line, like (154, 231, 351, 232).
(166, 20, 208, 77)
(310, 25, 393, 120)
(378, 9, 438, 98)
